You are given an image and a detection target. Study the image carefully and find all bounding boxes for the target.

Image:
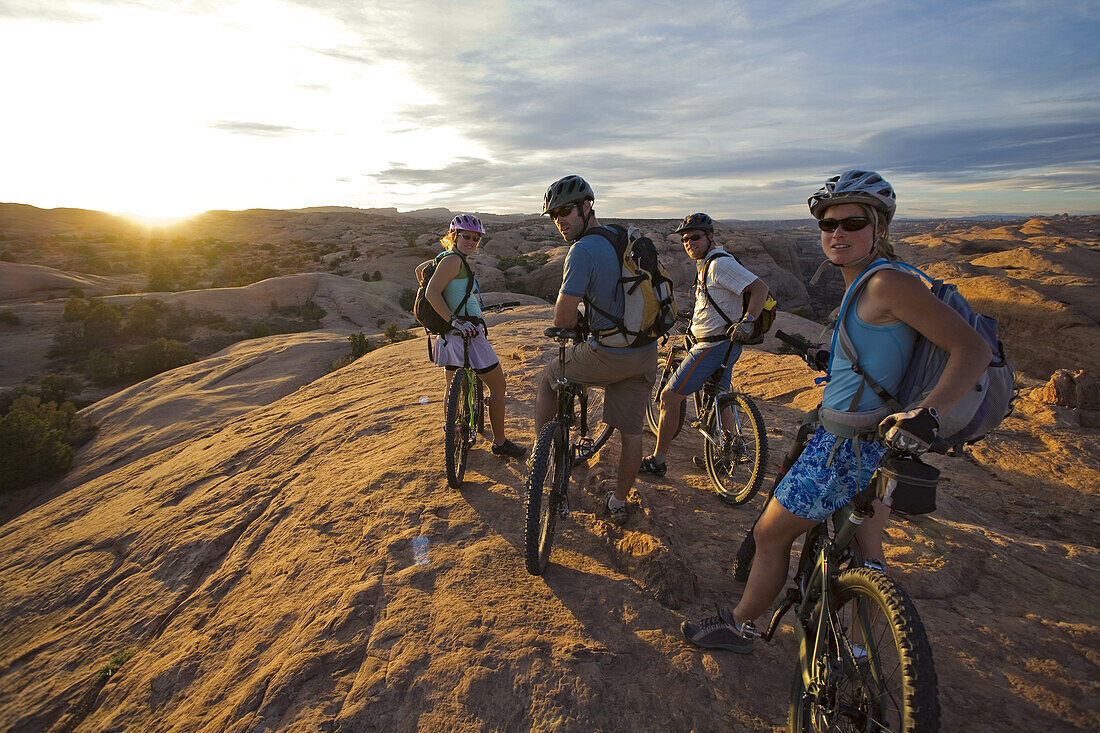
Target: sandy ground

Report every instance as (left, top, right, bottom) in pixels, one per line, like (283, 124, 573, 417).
(0, 302, 1097, 732)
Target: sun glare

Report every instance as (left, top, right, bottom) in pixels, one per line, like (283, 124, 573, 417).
(0, 0, 486, 220)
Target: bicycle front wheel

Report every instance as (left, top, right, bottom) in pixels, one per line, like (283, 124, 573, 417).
(646, 357, 685, 438)
(444, 368, 473, 489)
(788, 567, 940, 732)
(705, 392, 768, 505)
(524, 420, 569, 575)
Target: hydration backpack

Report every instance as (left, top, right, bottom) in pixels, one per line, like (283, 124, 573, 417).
(698, 252, 778, 345)
(413, 251, 474, 335)
(830, 259, 1016, 452)
(584, 224, 678, 348)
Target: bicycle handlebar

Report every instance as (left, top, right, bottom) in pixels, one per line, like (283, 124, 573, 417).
(774, 330, 809, 355)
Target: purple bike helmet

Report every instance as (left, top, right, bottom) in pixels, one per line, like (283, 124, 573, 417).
(449, 214, 485, 235)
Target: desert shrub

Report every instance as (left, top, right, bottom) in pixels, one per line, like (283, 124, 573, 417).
(0, 310, 18, 326)
(372, 270, 383, 281)
(349, 245, 359, 258)
(0, 249, 14, 262)
(361, 273, 370, 282)
(83, 349, 120, 385)
(300, 298, 326, 322)
(383, 323, 414, 342)
(124, 301, 162, 338)
(62, 296, 90, 322)
(38, 374, 83, 404)
(132, 339, 193, 380)
(398, 288, 416, 311)
(68, 287, 84, 298)
(498, 251, 550, 271)
(0, 395, 94, 491)
(83, 301, 122, 342)
(247, 321, 271, 339)
(349, 332, 374, 358)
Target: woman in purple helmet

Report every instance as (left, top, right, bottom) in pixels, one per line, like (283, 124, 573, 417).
(419, 214, 525, 458)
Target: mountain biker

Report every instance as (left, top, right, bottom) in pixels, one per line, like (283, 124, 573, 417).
(638, 213, 770, 477)
(682, 170, 992, 653)
(533, 175, 658, 523)
(418, 214, 525, 458)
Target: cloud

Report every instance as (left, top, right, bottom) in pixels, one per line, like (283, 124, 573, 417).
(861, 121, 1100, 178)
(209, 121, 314, 137)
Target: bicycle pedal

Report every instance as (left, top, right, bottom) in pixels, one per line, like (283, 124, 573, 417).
(558, 498, 571, 520)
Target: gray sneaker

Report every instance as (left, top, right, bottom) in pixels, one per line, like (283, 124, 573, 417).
(681, 605, 754, 654)
(605, 492, 628, 524)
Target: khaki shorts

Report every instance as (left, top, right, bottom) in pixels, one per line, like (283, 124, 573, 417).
(543, 342, 657, 434)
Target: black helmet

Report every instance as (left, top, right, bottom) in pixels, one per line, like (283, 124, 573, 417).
(808, 170, 897, 223)
(674, 212, 714, 234)
(542, 175, 594, 215)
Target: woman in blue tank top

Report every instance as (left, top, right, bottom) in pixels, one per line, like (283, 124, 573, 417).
(419, 215, 525, 459)
(682, 171, 992, 653)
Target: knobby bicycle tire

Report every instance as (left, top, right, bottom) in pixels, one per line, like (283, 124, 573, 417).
(705, 393, 768, 505)
(646, 357, 686, 439)
(444, 368, 473, 489)
(788, 567, 940, 733)
(524, 420, 568, 575)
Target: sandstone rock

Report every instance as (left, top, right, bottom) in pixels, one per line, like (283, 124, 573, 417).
(1034, 369, 1077, 406)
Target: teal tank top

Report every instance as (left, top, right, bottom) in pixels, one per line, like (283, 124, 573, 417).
(823, 293, 917, 413)
(440, 255, 482, 318)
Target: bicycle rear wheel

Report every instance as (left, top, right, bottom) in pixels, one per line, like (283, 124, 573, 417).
(705, 393, 768, 505)
(444, 368, 473, 489)
(788, 567, 940, 732)
(646, 357, 685, 438)
(524, 420, 569, 575)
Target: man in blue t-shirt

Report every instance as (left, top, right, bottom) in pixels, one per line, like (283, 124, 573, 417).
(534, 175, 657, 523)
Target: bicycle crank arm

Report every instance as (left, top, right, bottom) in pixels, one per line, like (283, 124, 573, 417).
(762, 587, 801, 642)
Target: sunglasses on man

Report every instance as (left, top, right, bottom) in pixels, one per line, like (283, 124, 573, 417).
(817, 217, 871, 233)
(681, 233, 707, 244)
(547, 203, 577, 220)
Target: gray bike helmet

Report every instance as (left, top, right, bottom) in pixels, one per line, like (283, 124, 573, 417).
(808, 170, 897, 223)
(673, 212, 715, 233)
(542, 175, 595, 215)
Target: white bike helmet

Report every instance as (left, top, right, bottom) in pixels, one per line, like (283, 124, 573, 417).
(808, 170, 897, 223)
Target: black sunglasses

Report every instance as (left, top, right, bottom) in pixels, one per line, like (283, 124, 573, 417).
(547, 203, 577, 220)
(681, 233, 707, 243)
(818, 216, 871, 233)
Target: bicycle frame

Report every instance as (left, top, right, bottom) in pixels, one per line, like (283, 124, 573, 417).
(758, 483, 880, 690)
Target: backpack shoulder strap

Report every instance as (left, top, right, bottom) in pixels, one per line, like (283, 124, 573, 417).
(826, 258, 908, 410)
(699, 252, 736, 325)
(437, 250, 476, 314)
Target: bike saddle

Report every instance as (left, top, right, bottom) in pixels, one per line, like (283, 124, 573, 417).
(545, 327, 575, 341)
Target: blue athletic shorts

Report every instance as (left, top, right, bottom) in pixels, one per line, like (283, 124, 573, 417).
(773, 426, 887, 521)
(668, 341, 742, 396)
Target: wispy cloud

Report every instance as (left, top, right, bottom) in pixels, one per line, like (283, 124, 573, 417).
(209, 121, 313, 137)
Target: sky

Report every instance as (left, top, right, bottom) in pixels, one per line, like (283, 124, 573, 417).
(1, 0, 1098, 221)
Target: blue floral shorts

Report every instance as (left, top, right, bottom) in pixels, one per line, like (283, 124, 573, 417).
(773, 426, 887, 521)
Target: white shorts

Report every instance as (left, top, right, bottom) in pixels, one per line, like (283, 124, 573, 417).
(432, 330, 500, 372)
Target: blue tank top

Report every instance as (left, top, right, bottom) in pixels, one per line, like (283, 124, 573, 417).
(440, 255, 482, 318)
(822, 285, 917, 413)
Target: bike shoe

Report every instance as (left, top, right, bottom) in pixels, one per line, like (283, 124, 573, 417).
(605, 492, 628, 524)
(692, 455, 707, 471)
(491, 439, 527, 458)
(639, 456, 667, 477)
(681, 605, 754, 654)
